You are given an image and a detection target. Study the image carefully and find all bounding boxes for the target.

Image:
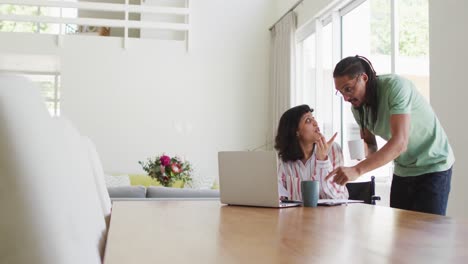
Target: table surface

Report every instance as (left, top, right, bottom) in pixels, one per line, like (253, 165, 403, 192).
(103, 201, 468, 264)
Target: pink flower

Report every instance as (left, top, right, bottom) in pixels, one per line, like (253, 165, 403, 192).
(160, 165, 165, 174)
(160, 155, 171, 166)
(171, 163, 181, 174)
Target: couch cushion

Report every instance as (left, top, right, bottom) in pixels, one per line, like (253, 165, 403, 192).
(128, 174, 160, 187)
(108, 186, 146, 198)
(128, 174, 184, 188)
(105, 174, 131, 187)
(146, 186, 220, 198)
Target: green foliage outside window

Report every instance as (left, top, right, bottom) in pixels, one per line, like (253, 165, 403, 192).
(0, 4, 48, 33)
(371, 0, 428, 57)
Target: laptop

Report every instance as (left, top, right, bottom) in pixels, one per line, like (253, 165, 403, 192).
(218, 151, 301, 208)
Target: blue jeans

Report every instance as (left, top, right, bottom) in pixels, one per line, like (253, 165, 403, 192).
(390, 167, 452, 215)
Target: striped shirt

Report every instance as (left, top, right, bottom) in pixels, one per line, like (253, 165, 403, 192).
(278, 142, 349, 200)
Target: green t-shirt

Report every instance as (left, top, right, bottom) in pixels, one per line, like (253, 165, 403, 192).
(351, 74, 454, 176)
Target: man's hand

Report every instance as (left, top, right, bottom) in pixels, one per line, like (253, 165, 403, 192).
(325, 166, 360, 186)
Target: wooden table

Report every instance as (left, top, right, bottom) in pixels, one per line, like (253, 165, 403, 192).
(104, 201, 468, 264)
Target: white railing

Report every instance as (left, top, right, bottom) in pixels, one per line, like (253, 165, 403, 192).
(0, 0, 190, 50)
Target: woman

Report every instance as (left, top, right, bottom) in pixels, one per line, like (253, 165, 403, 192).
(327, 55, 454, 215)
(275, 104, 348, 201)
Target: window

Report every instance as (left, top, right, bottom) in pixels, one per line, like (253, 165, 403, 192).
(24, 73, 61, 117)
(317, 22, 335, 137)
(297, 19, 341, 140)
(0, 1, 190, 45)
(396, 0, 430, 100)
(0, 5, 41, 33)
(296, 0, 429, 181)
(0, 4, 78, 34)
(341, 0, 393, 179)
(342, 0, 392, 73)
(297, 33, 316, 108)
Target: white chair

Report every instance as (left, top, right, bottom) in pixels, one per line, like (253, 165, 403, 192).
(83, 136, 112, 226)
(0, 74, 109, 264)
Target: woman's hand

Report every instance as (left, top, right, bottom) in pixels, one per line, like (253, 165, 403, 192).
(316, 132, 338, 161)
(325, 166, 360, 185)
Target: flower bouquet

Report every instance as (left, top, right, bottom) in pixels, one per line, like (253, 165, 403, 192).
(138, 154, 192, 187)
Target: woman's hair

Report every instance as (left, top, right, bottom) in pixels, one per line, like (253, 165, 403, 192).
(274, 104, 313, 162)
(333, 55, 378, 129)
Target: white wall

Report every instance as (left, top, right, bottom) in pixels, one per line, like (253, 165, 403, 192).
(274, 0, 335, 29)
(429, 0, 468, 218)
(274, 0, 298, 21)
(294, 0, 334, 27)
(0, 0, 275, 186)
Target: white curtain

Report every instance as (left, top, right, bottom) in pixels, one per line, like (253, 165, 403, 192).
(270, 12, 297, 141)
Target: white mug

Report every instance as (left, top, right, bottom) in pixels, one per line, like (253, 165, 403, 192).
(348, 139, 366, 160)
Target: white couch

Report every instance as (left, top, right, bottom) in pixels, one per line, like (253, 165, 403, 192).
(0, 74, 110, 264)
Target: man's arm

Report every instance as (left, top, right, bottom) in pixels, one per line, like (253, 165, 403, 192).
(355, 114, 410, 175)
(326, 114, 410, 185)
(361, 128, 377, 157)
